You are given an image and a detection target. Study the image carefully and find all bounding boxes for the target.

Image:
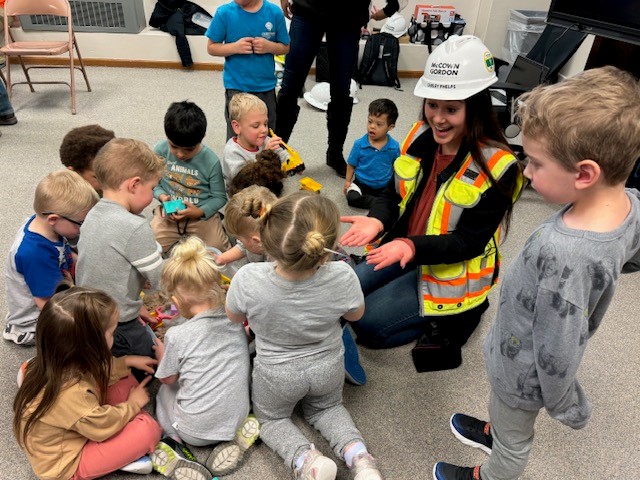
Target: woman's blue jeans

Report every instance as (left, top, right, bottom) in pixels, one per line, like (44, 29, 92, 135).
(0, 81, 14, 117)
(351, 260, 426, 348)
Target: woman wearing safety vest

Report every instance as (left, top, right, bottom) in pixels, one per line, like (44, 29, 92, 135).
(341, 35, 524, 371)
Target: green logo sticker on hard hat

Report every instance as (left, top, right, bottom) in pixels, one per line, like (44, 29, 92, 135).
(484, 51, 495, 73)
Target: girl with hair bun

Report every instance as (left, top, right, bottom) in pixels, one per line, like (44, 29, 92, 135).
(152, 236, 257, 478)
(225, 191, 384, 480)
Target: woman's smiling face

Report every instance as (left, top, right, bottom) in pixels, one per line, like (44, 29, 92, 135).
(424, 99, 467, 155)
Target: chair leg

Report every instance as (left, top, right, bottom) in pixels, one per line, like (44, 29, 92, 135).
(18, 56, 36, 93)
(5, 59, 11, 98)
(70, 54, 76, 115)
(8, 32, 35, 93)
(73, 34, 91, 92)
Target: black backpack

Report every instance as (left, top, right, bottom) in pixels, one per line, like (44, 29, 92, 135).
(356, 33, 401, 89)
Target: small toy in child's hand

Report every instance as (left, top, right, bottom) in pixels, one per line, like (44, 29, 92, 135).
(155, 304, 179, 321)
(300, 176, 322, 193)
(163, 199, 186, 215)
(220, 273, 231, 286)
(270, 128, 306, 176)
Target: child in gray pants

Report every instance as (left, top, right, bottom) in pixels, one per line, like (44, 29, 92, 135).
(225, 192, 383, 480)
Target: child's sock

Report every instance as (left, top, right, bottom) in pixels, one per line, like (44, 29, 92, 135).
(343, 441, 367, 468)
(294, 448, 312, 470)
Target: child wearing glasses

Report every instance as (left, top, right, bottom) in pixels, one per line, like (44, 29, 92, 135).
(4, 170, 98, 346)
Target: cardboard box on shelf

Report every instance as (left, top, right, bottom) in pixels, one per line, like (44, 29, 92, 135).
(413, 4, 456, 24)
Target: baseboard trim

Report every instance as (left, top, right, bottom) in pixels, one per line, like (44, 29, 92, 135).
(6, 57, 423, 77)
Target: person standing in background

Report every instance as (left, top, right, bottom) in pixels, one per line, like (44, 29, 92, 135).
(276, 0, 399, 177)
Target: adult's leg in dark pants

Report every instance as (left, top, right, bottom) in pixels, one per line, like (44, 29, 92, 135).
(352, 260, 425, 348)
(276, 15, 324, 142)
(325, 27, 360, 176)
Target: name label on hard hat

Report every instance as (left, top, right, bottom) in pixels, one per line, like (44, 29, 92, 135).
(429, 62, 460, 76)
(427, 82, 455, 89)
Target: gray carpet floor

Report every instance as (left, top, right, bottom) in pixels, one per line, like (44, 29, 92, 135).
(0, 66, 638, 480)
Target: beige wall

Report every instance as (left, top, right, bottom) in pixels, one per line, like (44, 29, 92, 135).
(10, 0, 590, 75)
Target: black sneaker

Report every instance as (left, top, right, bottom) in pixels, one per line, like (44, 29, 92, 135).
(449, 413, 493, 454)
(433, 462, 482, 480)
(150, 437, 213, 480)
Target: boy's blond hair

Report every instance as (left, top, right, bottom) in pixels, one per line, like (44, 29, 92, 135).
(225, 185, 277, 237)
(518, 66, 640, 185)
(93, 138, 165, 190)
(161, 236, 224, 316)
(33, 170, 99, 217)
(229, 93, 267, 123)
(261, 191, 340, 272)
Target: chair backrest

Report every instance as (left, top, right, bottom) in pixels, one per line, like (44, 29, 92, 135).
(4, 0, 71, 19)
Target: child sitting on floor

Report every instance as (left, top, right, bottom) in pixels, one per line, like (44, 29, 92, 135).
(343, 99, 400, 209)
(214, 185, 277, 267)
(221, 92, 288, 194)
(13, 284, 162, 479)
(59, 124, 115, 196)
(4, 170, 98, 346)
(225, 191, 383, 480)
(151, 236, 258, 478)
(152, 100, 231, 254)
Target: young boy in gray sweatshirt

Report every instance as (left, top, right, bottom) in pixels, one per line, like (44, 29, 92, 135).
(433, 66, 640, 480)
(76, 138, 165, 359)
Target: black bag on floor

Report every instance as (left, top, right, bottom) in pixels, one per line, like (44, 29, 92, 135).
(356, 32, 401, 89)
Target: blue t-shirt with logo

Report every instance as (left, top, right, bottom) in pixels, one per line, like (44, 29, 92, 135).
(206, 1, 290, 92)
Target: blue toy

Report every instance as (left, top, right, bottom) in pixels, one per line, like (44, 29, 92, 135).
(163, 199, 186, 214)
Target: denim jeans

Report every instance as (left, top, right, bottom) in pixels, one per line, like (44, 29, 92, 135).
(276, 14, 360, 144)
(351, 260, 488, 349)
(0, 81, 14, 117)
(351, 260, 425, 348)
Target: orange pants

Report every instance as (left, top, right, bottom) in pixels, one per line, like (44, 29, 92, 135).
(71, 374, 162, 480)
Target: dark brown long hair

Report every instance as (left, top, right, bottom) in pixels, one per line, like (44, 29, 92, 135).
(421, 90, 521, 236)
(13, 284, 117, 451)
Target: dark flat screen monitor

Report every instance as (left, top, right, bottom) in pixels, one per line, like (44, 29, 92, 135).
(547, 0, 640, 46)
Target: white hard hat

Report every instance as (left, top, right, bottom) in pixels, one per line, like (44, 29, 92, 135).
(381, 12, 407, 38)
(413, 35, 497, 100)
(303, 80, 359, 111)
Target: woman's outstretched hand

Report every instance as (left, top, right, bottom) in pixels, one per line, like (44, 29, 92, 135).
(340, 216, 384, 247)
(366, 240, 415, 271)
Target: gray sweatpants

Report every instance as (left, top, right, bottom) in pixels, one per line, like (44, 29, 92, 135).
(252, 353, 364, 468)
(480, 391, 540, 480)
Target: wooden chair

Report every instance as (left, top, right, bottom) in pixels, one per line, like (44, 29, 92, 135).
(0, 0, 91, 114)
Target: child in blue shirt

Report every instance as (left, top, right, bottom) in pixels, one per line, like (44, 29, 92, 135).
(152, 101, 231, 254)
(206, 0, 290, 140)
(344, 99, 400, 209)
(4, 170, 98, 345)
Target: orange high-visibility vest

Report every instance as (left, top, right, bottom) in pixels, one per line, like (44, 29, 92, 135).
(392, 122, 523, 316)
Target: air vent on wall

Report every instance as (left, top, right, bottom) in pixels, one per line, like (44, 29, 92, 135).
(20, 0, 146, 34)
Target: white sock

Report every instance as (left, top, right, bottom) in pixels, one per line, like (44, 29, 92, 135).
(294, 448, 312, 470)
(343, 441, 367, 468)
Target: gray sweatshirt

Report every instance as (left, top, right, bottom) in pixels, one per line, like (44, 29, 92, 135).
(484, 189, 640, 429)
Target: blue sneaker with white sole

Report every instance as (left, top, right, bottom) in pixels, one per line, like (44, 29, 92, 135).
(343, 326, 366, 386)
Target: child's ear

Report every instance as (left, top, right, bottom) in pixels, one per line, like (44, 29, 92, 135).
(574, 159, 600, 190)
(387, 123, 395, 132)
(128, 176, 142, 193)
(250, 234, 262, 246)
(45, 213, 60, 227)
(231, 119, 241, 135)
